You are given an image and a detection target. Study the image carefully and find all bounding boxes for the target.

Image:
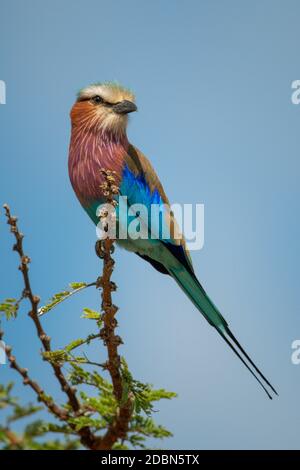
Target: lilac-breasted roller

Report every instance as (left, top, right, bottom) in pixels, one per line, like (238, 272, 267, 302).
(68, 82, 277, 399)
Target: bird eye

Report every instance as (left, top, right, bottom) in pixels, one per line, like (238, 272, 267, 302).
(92, 95, 104, 104)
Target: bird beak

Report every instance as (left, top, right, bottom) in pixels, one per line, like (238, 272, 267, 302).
(113, 100, 137, 115)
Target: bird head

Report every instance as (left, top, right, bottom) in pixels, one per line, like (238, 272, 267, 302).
(70, 82, 137, 137)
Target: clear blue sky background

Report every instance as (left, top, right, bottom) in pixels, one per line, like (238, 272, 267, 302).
(0, 0, 299, 449)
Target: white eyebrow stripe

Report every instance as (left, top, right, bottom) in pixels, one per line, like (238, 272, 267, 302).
(79, 86, 112, 100)
(78, 84, 135, 104)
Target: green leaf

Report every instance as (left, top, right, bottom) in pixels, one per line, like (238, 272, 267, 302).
(43, 423, 76, 435)
(43, 350, 69, 364)
(65, 339, 85, 353)
(120, 357, 177, 416)
(69, 282, 87, 290)
(68, 416, 104, 432)
(38, 282, 88, 316)
(0, 298, 18, 319)
(7, 404, 43, 424)
(24, 420, 46, 438)
(81, 308, 102, 321)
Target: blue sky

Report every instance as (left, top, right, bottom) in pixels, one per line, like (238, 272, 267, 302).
(0, 0, 300, 449)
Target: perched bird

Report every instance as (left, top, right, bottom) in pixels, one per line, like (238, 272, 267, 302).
(69, 82, 277, 399)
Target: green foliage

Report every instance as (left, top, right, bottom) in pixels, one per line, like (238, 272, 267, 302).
(0, 298, 18, 320)
(1, 283, 177, 450)
(0, 382, 16, 409)
(69, 282, 87, 290)
(120, 358, 177, 415)
(81, 308, 102, 328)
(68, 365, 114, 395)
(6, 403, 42, 424)
(81, 307, 101, 320)
(66, 362, 176, 449)
(38, 282, 88, 315)
(42, 333, 100, 366)
(0, 383, 80, 450)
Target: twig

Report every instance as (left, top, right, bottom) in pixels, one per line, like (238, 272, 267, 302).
(38, 282, 97, 317)
(3, 204, 97, 449)
(0, 330, 68, 421)
(1, 427, 23, 449)
(93, 169, 134, 450)
(3, 197, 134, 450)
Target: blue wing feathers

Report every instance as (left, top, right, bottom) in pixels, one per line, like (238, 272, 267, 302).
(121, 165, 163, 207)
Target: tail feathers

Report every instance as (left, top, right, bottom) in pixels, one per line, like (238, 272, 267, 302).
(169, 266, 278, 399)
(169, 266, 228, 329)
(222, 325, 278, 396)
(217, 325, 276, 399)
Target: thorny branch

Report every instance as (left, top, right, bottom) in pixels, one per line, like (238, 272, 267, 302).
(2, 173, 133, 449)
(94, 169, 134, 449)
(0, 330, 68, 420)
(2, 204, 97, 449)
